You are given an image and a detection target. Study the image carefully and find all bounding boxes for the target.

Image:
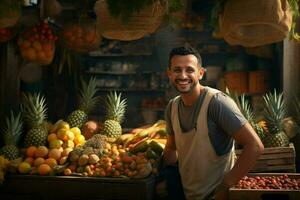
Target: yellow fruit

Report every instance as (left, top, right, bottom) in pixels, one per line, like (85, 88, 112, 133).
(34, 146, 48, 158)
(59, 156, 68, 165)
(58, 121, 70, 130)
(64, 168, 72, 176)
(26, 146, 37, 157)
(61, 147, 73, 157)
(66, 130, 75, 141)
(48, 148, 62, 161)
(45, 158, 57, 168)
(47, 133, 57, 142)
(70, 127, 81, 137)
(63, 140, 75, 148)
(38, 164, 51, 175)
(74, 135, 85, 146)
(49, 139, 63, 149)
(34, 157, 45, 167)
(18, 162, 32, 174)
(57, 128, 68, 141)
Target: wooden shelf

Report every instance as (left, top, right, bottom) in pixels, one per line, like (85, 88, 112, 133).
(96, 88, 165, 92)
(86, 71, 154, 75)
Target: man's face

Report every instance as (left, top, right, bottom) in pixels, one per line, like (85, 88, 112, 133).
(167, 54, 204, 94)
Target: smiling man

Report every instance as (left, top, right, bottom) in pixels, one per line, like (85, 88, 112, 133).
(163, 45, 264, 200)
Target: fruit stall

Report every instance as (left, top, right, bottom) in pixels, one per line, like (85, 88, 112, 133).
(0, 0, 300, 200)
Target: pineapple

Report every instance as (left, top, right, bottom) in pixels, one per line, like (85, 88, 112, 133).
(0, 111, 23, 160)
(226, 89, 266, 141)
(21, 93, 48, 147)
(66, 77, 99, 129)
(262, 90, 289, 147)
(102, 92, 127, 138)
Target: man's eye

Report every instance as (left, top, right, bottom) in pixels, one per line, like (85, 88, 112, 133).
(186, 69, 195, 73)
(173, 69, 181, 73)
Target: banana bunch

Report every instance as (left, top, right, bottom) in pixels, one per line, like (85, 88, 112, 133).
(0, 155, 10, 184)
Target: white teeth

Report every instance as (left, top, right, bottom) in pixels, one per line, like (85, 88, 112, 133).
(176, 80, 189, 84)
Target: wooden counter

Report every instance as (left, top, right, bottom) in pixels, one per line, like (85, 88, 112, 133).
(0, 174, 156, 200)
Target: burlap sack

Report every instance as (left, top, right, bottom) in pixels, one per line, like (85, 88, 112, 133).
(220, 0, 292, 47)
(94, 0, 165, 41)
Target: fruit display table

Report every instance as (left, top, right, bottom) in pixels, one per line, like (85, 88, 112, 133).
(229, 173, 300, 200)
(0, 174, 156, 200)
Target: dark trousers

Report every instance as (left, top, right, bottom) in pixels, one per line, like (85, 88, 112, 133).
(157, 165, 186, 200)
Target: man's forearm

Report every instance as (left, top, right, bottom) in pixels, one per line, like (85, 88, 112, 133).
(163, 147, 178, 166)
(223, 142, 263, 187)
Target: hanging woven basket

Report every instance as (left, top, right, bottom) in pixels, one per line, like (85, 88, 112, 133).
(94, 0, 165, 41)
(61, 16, 102, 53)
(220, 0, 292, 47)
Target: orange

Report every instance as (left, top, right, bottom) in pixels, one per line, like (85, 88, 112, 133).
(25, 47, 37, 61)
(37, 51, 46, 61)
(32, 41, 42, 51)
(48, 148, 62, 161)
(38, 163, 51, 175)
(47, 133, 57, 142)
(34, 146, 48, 158)
(85, 31, 95, 43)
(34, 157, 45, 167)
(20, 40, 31, 49)
(42, 42, 53, 52)
(24, 157, 34, 166)
(63, 140, 74, 148)
(45, 158, 57, 168)
(18, 162, 32, 174)
(26, 146, 37, 157)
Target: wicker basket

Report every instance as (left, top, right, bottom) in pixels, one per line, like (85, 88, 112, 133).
(220, 0, 292, 47)
(61, 19, 102, 53)
(94, 0, 165, 41)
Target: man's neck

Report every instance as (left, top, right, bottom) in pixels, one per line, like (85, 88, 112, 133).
(181, 84, 204, 106)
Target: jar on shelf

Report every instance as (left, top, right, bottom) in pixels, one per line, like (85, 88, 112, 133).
(17, 20, 57, 65)
(61, 14, 102, 53)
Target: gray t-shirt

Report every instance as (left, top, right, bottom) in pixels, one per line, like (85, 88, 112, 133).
(165, 88, 248, 156)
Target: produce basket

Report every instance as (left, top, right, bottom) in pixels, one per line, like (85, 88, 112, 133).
(0, 24, 18, 43)
(61, 15, 102, 53)
(18, 20, 57, 65)
(229, 173, 300, 200)
(94, 0, 165, 41)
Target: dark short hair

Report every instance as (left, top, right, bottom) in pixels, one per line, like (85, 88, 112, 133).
(168, 45, 202, 68)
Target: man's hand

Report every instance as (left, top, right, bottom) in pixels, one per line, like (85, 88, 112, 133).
(214, 181, 229, 200)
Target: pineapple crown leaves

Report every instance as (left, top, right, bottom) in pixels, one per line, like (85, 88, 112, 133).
(225, 87, 254, 124)
(78, 77, 100, 114)
(1, 111, 23, 146)
(21, 93, 47, 128)
(105, 91, 127, 123)
(263, 90, 286, 134)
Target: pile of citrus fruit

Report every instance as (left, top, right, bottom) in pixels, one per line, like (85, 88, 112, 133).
(18, 20, 57, 65)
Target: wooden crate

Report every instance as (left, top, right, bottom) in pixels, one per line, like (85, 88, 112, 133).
(0, 174, 156, 200)
(229, 173, 300, 200)
(235, 143, 296, 173)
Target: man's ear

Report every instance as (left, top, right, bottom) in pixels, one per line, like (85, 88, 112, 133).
(199, 67, 205, 80)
